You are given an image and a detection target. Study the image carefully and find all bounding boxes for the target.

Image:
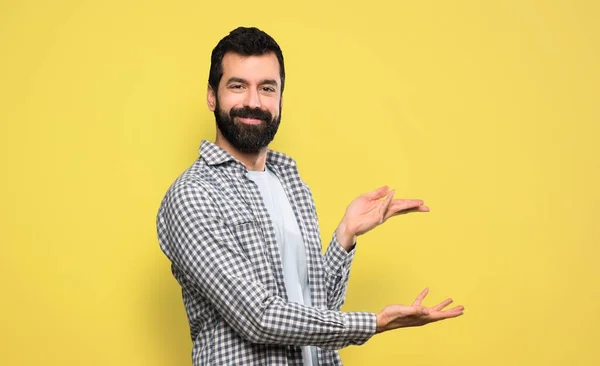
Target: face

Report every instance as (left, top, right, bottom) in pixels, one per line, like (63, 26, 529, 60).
(208, 52, 283, 153)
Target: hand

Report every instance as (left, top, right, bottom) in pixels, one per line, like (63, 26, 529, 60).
(336, 186, 429, 249)
(375, 288, 464, 333)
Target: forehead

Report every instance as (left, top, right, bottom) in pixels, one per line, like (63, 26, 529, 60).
(220, 52, 281, 84)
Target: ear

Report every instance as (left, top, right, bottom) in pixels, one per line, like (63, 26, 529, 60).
(207, 84, 216, 112)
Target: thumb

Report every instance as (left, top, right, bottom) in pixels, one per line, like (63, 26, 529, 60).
(411, 306, 429, 317)
(364, 185, 389, 200)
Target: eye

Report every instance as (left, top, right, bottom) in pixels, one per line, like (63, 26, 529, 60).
(261, 86, 276, 93)
(229, 84, 244, 90)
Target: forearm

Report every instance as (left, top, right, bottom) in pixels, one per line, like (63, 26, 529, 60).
(324, 229, 356, 310)
(161, 187, 375, 349)
(174, 254, 375, 349)
(220, 282, 376, 349)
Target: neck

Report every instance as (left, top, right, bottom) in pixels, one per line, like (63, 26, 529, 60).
(215, 132, 267, 172)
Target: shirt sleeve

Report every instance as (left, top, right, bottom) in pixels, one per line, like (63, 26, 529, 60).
(323, 232, 357, 311)
(157, 181, 376, 349)
(302, 183, 357, 311)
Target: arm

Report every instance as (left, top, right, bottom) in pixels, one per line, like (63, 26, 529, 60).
(325, 186, 465, 332)
(157, 181, 377, 349)
(303, 184, 357, 310)
(322, 185, 430, 311)
(323, 224, 357, 311)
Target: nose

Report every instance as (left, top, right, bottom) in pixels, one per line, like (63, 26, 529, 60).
(243, 88, 261, 109)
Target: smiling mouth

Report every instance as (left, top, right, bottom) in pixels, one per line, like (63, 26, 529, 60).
(236, 117, 263, 125)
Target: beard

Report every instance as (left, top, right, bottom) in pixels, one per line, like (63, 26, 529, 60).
(214, 98, 281, 154)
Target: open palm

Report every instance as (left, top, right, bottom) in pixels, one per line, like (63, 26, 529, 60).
(376, 288, 465, 333)
(342, 186, 429, 237)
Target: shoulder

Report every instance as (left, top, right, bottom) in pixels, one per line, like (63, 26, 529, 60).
(159, 159, 218, 214)
(159, 158, 251, 224)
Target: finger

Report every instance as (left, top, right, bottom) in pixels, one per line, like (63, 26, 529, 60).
(379, 190, 395, 222)
(384, 205, 430, 221)
(431, 305, 465, 320)
(394, 199, 425, 211)
(363, 186, 389, 200)
(404, 305, 429, 317)
(412, 287, 429, 306)
(432, 298, 453, 311)
(384, 200, 424, 216)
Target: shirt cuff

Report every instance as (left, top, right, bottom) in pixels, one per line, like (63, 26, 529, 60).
(343, 312, 377, 345)
(325, 232, 356, 274)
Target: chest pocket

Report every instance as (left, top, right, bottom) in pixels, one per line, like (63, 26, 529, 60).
(211, 182, 280, 295)
(226, 220, 279, 295)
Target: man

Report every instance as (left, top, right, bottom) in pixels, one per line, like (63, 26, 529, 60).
(157, 26, 464, 365)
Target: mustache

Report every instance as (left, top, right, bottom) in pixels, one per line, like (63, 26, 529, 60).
(230, 106, 273, 122)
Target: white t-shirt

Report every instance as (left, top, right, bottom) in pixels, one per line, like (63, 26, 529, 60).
(247, 167, 318, 366)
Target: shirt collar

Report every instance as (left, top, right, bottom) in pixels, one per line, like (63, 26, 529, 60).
(199, 140, 297, 168)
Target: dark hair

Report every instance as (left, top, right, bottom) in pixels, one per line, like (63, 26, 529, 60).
(208, 27, 285, 94)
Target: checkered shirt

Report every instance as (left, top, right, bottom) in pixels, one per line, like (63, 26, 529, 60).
(157, 140, 376, 365)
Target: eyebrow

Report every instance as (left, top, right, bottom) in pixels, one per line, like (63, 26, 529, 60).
(226, 77, 279, 87)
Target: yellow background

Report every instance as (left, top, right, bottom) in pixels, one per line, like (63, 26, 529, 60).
(1, 1, 599, 365)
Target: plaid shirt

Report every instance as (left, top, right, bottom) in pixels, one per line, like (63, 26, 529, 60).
(157, 140, 376, 365)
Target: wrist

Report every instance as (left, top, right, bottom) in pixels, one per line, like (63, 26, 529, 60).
(336, 220, 356, 252)
(375, 312, 384, 334)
